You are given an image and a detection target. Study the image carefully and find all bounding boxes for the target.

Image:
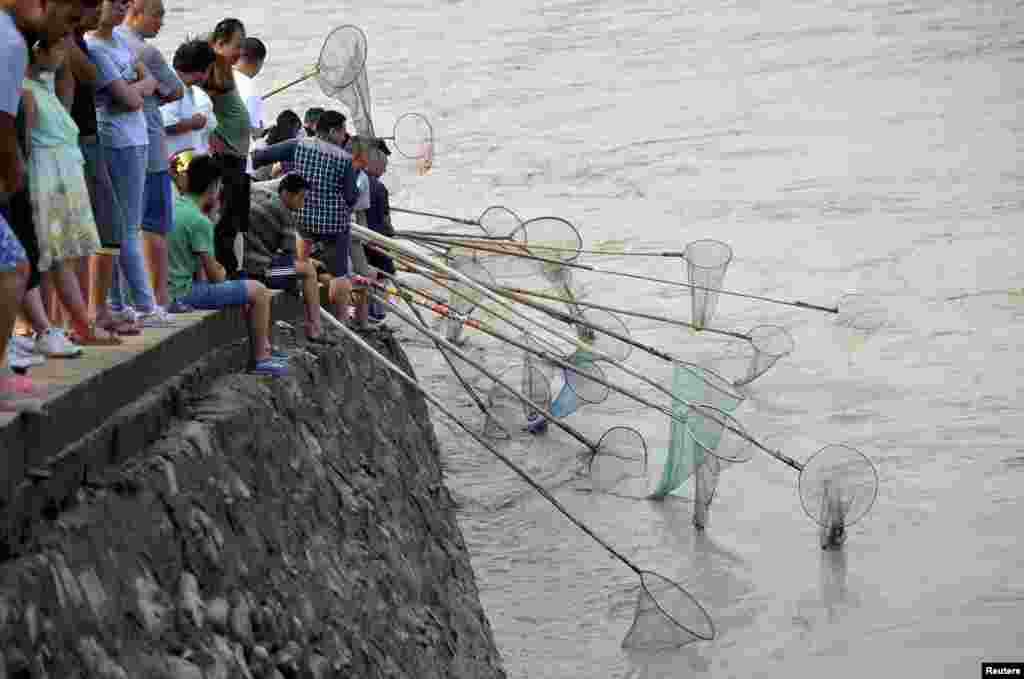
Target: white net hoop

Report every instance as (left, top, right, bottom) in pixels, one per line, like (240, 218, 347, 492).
(316, 25, 368, 95)
(734, 325, 795, 387)
(683, 239, 733, 329)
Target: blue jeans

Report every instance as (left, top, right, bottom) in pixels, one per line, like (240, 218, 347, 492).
(107, 145, 156, 313)
(176, 280, 249, 309)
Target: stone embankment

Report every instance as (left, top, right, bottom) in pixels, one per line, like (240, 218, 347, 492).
(0, 324, 506, 678)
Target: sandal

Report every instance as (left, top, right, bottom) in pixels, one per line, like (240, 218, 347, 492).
(71, 324, 123, 346)
(96, 315, 142, 336)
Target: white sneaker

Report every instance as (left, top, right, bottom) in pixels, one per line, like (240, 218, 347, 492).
(7, 342, 45, 370)
(35, 328, 83, 358)
(138, 307, 174, 328)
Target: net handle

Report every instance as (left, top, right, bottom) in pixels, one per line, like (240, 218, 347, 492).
(368, 288, 600, 453)
(400, 233, 842, 315)
(389, 255, 805, 470)
(262, 68, 318, 100)
(318, 306, 641, 573)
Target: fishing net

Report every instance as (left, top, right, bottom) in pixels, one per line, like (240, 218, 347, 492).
(835, 293, 887, 355)
(479, 205, 525, 239)
(390, 112, 435, 164)
(324, 305, 718, 649)
(482, 362, 553, 439)
(521, 216, 584, 264)
(588, 426, 648, 496)
(521, 332, 560, 381)
(798, 444, 879, 549)
(683, 239, 733, 329)
(733, 324, 795, 387)
(574, 308, 633, 362)
(550, 351, 610, 418)
(621, 570, 715, 650)
(316, 25, 373, 134)
(444, 255, 495, 344)
(648, 363, 746, 500)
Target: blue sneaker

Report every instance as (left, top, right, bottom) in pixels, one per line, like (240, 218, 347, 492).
(524, 413, 548, 435)
(251, 359, 290, 377)
(270, 347, 289, 360)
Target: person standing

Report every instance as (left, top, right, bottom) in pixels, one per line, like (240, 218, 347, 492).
(202, 17, 250, 277)
(0, 0, 48, 411)
(233, 36, 265, 147)
(288, 111, 360, 324)
(117, 0, 182, 321)
(161, 38, 215, 173)
(86, 0, 160, 330)
(22, 38, 108, 346)
(68, 0, 132, 341)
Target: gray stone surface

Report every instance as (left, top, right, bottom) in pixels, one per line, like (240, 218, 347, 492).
(0, 327, 506, 678)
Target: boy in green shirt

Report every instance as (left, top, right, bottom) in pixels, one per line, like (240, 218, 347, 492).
(167, 153, 287, 376)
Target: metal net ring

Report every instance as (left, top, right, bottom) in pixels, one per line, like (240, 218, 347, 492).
(316, 25, 368, 95)
(798, 444, 880, 528)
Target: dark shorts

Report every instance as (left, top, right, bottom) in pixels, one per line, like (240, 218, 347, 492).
(1, 188, 41, 290)
(175, 280, 250, 310)
(141, 171, 174, 236)
(80, 138, 123, 249)
(306, 231, 351, 278)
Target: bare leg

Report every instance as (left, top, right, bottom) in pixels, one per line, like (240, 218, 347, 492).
(21, 286, 51, 336)
(244, 280, 272, 362)
(77, 254, 93, 317)
(142, 232, 169, 307)
(0, 263, 29, 364)
(297, 261, 322, 338)
(330, 277, 352, 323)
(93, 251, 136, 336)
(352, 287, 369, 325)
(51, 258, 92, 336)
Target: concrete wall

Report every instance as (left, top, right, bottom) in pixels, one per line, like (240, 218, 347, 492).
(0, 325, 506, 678)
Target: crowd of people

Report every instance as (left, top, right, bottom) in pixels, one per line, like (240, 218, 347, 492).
(0, 0, 397, 413)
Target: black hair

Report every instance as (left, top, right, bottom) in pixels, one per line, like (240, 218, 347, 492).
(185, 154, 222, 196)
(240, 36, 266, 63)
(211, 18, 244, 44)
(278, 173, 311, 195)
(374, 138, 392, 156)
(265, 109, 301, 145)
(304, 107, 324, 124)
(315, 110, 346, 137)
(172, 39, 216, 73)
(349, 136, 372, 157)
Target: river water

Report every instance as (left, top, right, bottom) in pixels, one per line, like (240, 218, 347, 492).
(158, 1, 1024, 675)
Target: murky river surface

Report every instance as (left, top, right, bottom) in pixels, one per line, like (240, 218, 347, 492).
(158, 0, 1024, 675)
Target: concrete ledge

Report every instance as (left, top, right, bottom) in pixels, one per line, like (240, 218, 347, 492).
(1, 293, 305, 556)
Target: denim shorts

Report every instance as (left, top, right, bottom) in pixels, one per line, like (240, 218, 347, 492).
(141, 171, 174, 236)
(0, 215, 27, 273)
(106, 145, 147, 230)
(81, 139, 123, 249)
(175, 280, 249, 310)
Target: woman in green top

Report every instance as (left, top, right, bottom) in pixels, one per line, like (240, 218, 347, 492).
(201, 17, 250, 276)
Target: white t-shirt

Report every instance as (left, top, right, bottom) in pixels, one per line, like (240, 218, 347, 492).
(160, 85, 197, 159)
(191, 86, 215, 154)
(233, 70, 262, 174)
(233, 70, 264, 134)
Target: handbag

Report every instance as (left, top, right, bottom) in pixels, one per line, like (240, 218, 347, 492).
(264, 251, 298, 290)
